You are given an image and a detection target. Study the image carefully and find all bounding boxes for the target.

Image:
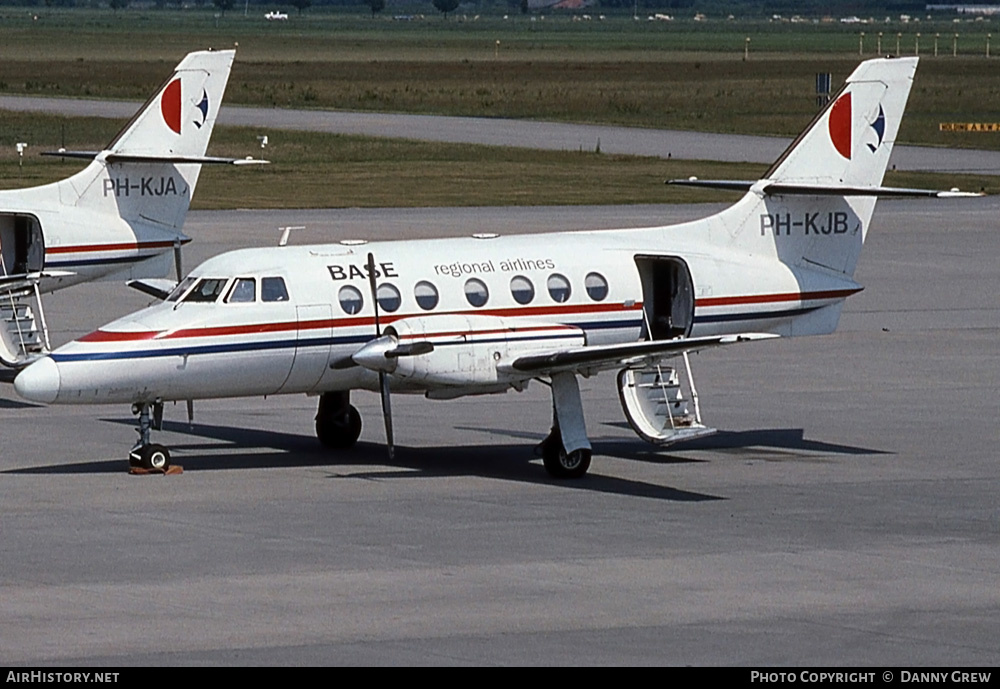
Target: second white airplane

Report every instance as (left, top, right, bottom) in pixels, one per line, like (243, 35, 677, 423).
(13, 56, 971, 477)
(0, 48, 256, 367)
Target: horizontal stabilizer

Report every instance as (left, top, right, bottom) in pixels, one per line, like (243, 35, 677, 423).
(40, 150, 100, 161)
(667, 178, 982, 198)
(502, 333, 778, 376)
(105, 154, 270, 166)
(42, 151, 269, 166)
(666, 179, 754, 192)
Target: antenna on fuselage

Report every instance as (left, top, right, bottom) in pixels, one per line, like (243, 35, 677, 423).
(278, 226, 305, 247)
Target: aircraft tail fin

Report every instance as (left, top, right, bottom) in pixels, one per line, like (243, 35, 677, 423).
(701, 56, 919, 279)
(45, 49, 236, 234)
(763, 56, 916, 189)
(104, 48, 235, 160)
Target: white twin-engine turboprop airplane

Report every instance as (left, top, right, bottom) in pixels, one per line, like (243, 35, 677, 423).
(0, 48, 256, 367)
(13, 56, 974, 477)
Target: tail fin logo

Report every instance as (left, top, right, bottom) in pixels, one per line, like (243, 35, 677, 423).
(194, 89, 209, 129)
(828, 92, 852, 160)
(160, 78, 182, 135)
(866, 104, 886, 153)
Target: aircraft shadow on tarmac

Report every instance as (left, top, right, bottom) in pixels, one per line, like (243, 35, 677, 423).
(0, 397, 41, 410)
(461, 421, 889, 464)
(6, 417, 722, 502)
(600, 422, 890, 459)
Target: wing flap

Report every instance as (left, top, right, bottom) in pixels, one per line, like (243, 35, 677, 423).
(501, 333, 778, 376)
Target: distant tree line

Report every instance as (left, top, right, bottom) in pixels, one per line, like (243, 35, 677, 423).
(0, 0, 990, 15)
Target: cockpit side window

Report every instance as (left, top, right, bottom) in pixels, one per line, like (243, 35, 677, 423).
(225, 278, 257, 303)
(261, 277, 289, 302)
(183, 278, 228, 303)
(166, 276, 197, 303)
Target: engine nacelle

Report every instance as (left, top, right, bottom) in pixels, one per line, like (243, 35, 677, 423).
(386, 314, 585, 388)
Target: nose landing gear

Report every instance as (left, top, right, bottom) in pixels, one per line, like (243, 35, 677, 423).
(129, 400, 172, 471)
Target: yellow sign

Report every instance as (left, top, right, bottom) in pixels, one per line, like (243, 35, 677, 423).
(939, 123, 1000, 132)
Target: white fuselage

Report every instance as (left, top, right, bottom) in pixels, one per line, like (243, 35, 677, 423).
(0, 162, 193, 294)
(21, 200, 863, 406)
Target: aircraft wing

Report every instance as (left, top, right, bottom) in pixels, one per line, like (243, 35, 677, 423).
(127, 278, 178, 300)
(500, 333, 778, 377)
(0, 271, 75, 294)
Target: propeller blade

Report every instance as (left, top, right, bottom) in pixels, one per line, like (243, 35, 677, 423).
(330, 356, 358, 370)
(332, 339, 433, 370)
(379, 372, 394, 460)
(387, 340, 434, 358)
(368, 252, 393, 460)
(366, 252, 380, 337)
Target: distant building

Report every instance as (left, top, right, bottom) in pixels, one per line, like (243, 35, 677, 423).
(926, 4, 1000, 14)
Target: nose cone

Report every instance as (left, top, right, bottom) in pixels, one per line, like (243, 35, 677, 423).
(14, 356, 60, 404)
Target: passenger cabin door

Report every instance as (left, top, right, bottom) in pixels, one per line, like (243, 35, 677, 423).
(0, 214, 44, 276)
(634, 255, 694, 341)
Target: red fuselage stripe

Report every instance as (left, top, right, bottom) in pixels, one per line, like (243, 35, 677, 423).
(695, 288, 861, 308)
(75, 288, 857, 344)
(47, 240, 188, 255)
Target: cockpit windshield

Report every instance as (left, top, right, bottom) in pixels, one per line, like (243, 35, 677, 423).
(183, 278, 228, 303)
(165, 276, 197, 303)
(166, 275, 289, 305)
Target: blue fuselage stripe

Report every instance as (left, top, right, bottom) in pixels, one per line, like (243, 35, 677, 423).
(50, 306, 813, 364)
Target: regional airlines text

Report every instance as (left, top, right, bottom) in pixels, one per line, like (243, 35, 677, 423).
(7, 672, 119, 683)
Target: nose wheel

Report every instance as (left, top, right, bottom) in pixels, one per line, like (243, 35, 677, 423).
(129, 401, 172, 471)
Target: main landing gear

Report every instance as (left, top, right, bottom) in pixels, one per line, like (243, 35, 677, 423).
(536, 372, 593, 479)
(129, 400, 171, 471)
(312, 383, 592, 479)
(315, 391, 362, 449)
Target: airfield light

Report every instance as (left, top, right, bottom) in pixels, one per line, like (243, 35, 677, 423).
(877, 32, 883, 54)
(954, 33, 958, 56)
(896, 32, 901, 55)
(859, 32, 865, 55)
(987, 34, 991, 58)
(257, 135, 268, 150)
(915, 33, 920, 56)
(744, 37, 750, 61)
(15, 142, 26, 168)
(495, 39, 500, 59)
(935, 33, 940, 56)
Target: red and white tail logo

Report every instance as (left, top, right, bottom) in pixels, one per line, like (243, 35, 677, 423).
(828, 92, 852, 160)
(160, 78, 182, 135)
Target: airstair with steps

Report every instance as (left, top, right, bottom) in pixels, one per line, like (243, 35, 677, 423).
(1, 291, 50, 369)
(617, 353, 717, 446)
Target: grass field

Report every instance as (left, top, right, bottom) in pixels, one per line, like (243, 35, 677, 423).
(0, 9, 998, 144)
(0, 9, 997, 208)
(1, 112, 995, 209)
